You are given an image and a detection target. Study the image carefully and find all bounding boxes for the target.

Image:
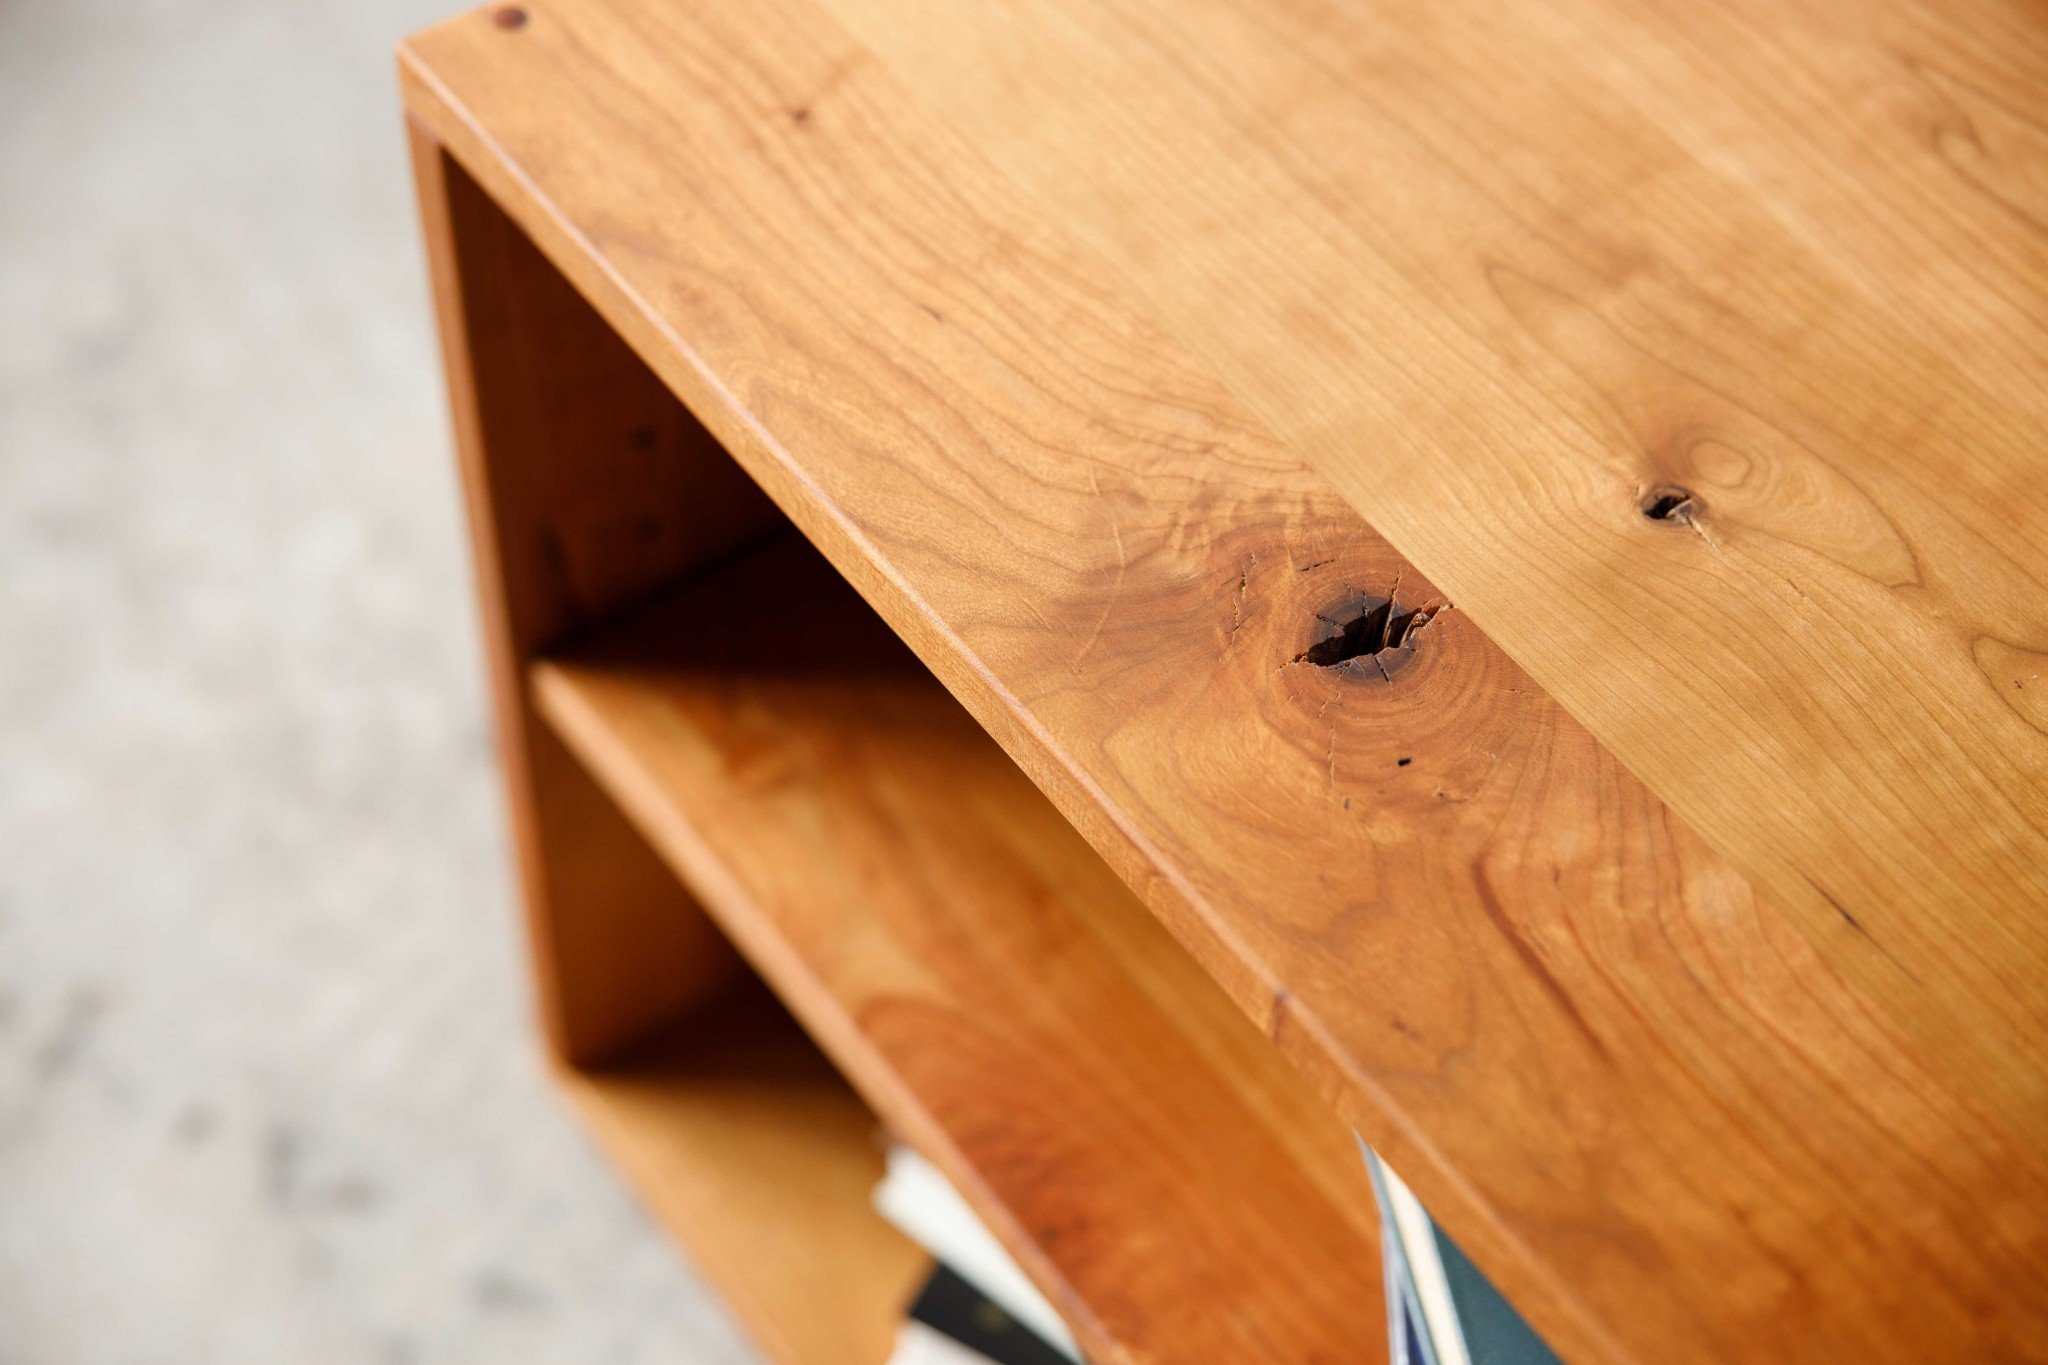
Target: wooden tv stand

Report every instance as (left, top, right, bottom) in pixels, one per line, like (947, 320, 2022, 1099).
(399, 1, 2048, 1361)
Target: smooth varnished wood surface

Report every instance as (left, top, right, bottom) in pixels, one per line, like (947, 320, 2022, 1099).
(400, 4, 2048, 1359)
(416, 109, 919, 1365)
(815, 0, 2048, 1119)
(563, 980, 926, 1365)
(533, 534, 1389, 1365)
(409, 123, 759, 1064)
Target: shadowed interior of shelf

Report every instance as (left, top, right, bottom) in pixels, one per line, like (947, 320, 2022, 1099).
(562, 978, 928, 1365)
(530, 531, 1387, 1365)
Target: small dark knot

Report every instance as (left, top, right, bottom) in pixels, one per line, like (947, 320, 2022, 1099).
(1640, 484, 1700, 524)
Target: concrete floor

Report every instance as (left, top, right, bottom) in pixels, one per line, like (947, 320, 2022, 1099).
(0, 3, 757, 1361)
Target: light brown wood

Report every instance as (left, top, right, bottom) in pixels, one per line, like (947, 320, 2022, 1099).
(562, 980, 927, 1365)
(533, 532, 1389, 1364)
(409, 123, 774, 1063)
(811, 0, 2048, 1111)
(397, 2, 2048, 1360)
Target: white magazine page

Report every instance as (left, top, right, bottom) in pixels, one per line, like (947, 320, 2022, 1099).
(873, 1146, 1081, 1361)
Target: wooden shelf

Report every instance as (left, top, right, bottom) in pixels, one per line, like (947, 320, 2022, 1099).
(402, 0, 2048, 1351)
(561, 979, 927, 1365)
(530, 532, 1385, 1364)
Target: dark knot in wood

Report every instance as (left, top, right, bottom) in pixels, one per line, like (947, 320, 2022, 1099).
(1640, 484, 1701, 526)
(1294, 592, 1441, 681)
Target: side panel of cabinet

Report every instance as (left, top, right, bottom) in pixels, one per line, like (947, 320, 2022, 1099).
(408, 122, 779, 1063)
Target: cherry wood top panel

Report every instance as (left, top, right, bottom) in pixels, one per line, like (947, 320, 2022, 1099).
(533, 535, 1389, 1364)
(812, 0, 2048, 1112)
(562, 982, 926, 1365)
(400, 4, 2048, 1359)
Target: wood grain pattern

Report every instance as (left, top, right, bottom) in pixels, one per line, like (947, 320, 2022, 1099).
(534, 533, 1389, 1365)
(398, 4, 2048, 1360)
(410, 123, 763, 1064)
(415, 125, 925, 1362)
(563, 980, 927, 1365)
(814, 0, 2048, 1113)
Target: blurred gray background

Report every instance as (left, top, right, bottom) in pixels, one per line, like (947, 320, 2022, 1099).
(0, 2, 755, 1360)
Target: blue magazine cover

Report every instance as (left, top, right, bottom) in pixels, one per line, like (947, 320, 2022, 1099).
(1359, 1138, 1563, 1365)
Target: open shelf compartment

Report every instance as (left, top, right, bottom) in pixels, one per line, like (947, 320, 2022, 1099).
(530, 531, 1385, 1364)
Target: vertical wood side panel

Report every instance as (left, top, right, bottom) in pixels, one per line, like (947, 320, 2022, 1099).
(407, 119, 769, 1064)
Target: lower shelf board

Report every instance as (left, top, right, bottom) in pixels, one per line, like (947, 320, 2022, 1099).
(560, 979, 928, 1365)
(533, 530, 1386, 1364)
